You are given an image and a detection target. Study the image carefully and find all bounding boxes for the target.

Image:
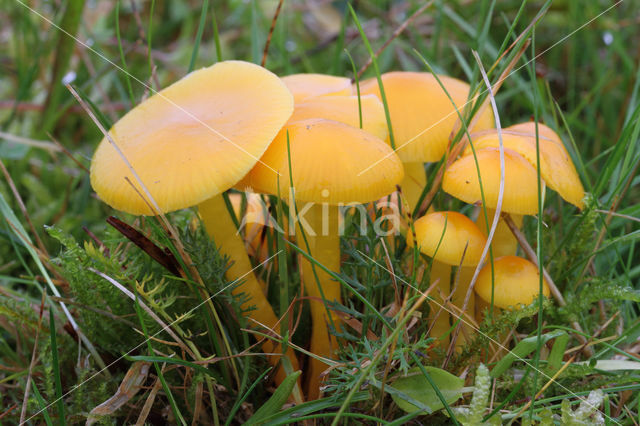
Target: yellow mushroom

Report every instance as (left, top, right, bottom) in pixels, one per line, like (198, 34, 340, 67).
(288, 94, 388, 140)
(407, 211, 486, 348)
(474, 256, 550, 356)
(90, 60, 300, 388)
(464, 122, 585, 209)
(460, 122, 584, 256)
(240, 118, 404, 399)
(475, 255, 550, 314)
(359, 71, 495, 210)
(281, 73, 352, 103)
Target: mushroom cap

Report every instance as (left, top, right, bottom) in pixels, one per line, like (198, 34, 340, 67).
(237, 119, 404, 205)
(359, 71, 494, 163)
(281, 73, 352, 103)
(443, 147, 544, 215)
(463, 122, 585, 209)
(408, 211, 487, 266)
(475, 256, 550, 309)
(90, 60, 294, 215)
(289, 94, 388, 140)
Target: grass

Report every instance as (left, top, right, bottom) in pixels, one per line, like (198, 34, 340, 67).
(1, 0, 639, 424)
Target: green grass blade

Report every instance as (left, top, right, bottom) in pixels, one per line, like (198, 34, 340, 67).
(188, 0, 209, 72)
(40, 0, 86, 134)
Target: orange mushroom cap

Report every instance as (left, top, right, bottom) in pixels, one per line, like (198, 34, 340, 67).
(281, 73, 352, 103)
(475, 256, 550, 309)
(407, 211, 487, 267)
(90, 61, 294, 215)
(443, 147, 544, 215)
(359, 71, 494, 162)
(463, 122, 585, 209)
(289, 94, 388, 141)
(237, 119, 404, 205)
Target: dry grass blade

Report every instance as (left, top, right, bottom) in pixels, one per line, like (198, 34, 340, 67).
(48, 133, 90, 173)
(89, 268, 196, 359)
(0, 130, 61, 152)
(455, 50, 506, 344)
(190, 378, 204, 426)
(135, 377, 163, 426)
(87, 362, 151, 426)
(19, 293, 46, 424)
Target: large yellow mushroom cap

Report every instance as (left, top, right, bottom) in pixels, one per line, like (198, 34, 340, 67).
(475, 256, 550, 309)
(288, 94, 388, 140)
(281, 73, 352, 103)
(237, 119, 404, 205)
(443, 147, 544, 215)
(359, 71, 494, 162)
(407, 211, 487, 267)
(90, 60, 294, 215)
(463, 122, 585, 209)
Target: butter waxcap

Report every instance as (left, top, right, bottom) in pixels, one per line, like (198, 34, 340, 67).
(463, 122, 584, 209)
(475, 256, 550, 309)
(359, 71, 494, 162)
(238, 119, 404, 205)
(90, 60, 294, 215)
(288, 94, 388, 141)
(281, 73, 352, 103)
(408, 211, 487, 267)
(443, 147, 543, 215)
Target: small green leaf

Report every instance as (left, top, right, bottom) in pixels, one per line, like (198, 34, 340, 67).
(490, 330, 565, 378)
(390, 366, 464, 414)
(246, 370, 302, 425)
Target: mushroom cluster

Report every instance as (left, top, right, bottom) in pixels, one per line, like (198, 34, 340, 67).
(89, 61, 585, 401)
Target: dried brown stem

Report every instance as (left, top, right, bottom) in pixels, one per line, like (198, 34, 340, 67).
(356, 1, 434, 79)
(262, 0, 284, 67)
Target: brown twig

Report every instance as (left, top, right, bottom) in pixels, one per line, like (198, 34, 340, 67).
(355, 1, 434, 79)
(261, 0, 284, 67)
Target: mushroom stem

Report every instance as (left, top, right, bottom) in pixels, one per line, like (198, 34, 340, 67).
(400, 161, 426, 212)
(450, 266, 476, 349)
(476, 208, 523, 257)
(296, 203, 341, 400)
(428, 260, 452, 347)
(198, 194, 301, 390)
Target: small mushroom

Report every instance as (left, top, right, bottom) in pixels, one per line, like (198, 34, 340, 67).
(408, 211, 487, 348)
(475, 255, 550, 314)
(463, 122, 585, 209)
(90, 60, 300, 388)
(359, 71, 495, 210)
(240, 118, 404, 399)
(474, 256, 551, 357)
(459, 122, 585, 256)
